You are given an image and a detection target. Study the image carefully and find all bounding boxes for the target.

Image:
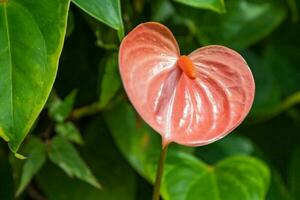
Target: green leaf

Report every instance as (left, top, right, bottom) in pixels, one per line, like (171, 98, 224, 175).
(49, 90, 77, 122)
(0, 0, 70, 153)
(71, 0, 124, 39)
(263, 44, 300, 99)
(82, 14, 119, 50)
(152, 0, 175, 22)
(37, 118, 136, 200)
(16, 137, 46, 196)
(267, 170, 292, 200)
(66, 8, 75, 38)
(48, 136, 101, 189)
(289, 146, 300, 200)
(195, 134, 255, 164)
(104, 102, 271, 200)
(242, 50, 281, 118)
(99, 53, 121, 108)
(55, 122, 83, 145)
(174, 0, 225, 14)
(178, 0, 287, 50)
(247, 19, 300, 120)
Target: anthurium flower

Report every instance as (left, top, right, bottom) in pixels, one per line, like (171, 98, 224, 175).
(119, 22, 255, 147)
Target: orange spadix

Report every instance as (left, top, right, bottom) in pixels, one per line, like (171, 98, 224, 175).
(177, 55, 197, 80)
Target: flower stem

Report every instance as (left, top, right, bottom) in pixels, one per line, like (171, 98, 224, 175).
(152, 144, 168, 200)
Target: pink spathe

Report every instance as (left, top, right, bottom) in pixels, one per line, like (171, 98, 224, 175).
(119, 22, 255, 147)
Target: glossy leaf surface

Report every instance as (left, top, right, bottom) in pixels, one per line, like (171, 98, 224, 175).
(72, 0, 124, 38)
(174, 0, 225, 13)
(119, 22, 255, 146)
(105, 102, 270, 200)
(179, 0, 286, 50)
(0, 0, 70, 152)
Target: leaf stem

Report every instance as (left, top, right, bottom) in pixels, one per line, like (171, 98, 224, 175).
(70, 102, 102, 120)
(152, 144, 168, 200)
(70, 93, 126, 120)
(250, 90, 300, 123)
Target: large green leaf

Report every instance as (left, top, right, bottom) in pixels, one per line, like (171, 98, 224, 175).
(71, 0, 124, 39)
(37, 118, 137, 200)
(48, 136, 101, 189)
(16, 137, 46, 196)
(104, 102, 270, 200)
(247, 19, 300, 120)
(195, 134, 255, 164)
(177, 0, 286, 50)
(0, 0, 70, 153)
(174, 0, 225, 13)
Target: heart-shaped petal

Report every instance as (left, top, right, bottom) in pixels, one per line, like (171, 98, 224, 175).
(119, 22, 255, 147)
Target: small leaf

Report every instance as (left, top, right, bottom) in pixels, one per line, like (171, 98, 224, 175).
(55, 122, 83, 145)
(71, 0, 124, 39)
(16, 137, 46, 196)
(83, 15, 119, 50)
(36, 118, 137, 200)
(99, 53, 121, 108)
(48, 136, 101, 189)
(49, 90, 77, 122)
(174, 0, 225, 13)
(104, 102, 271, 200)
(289, 146, 300, 200)
(0, 0, 70, 153)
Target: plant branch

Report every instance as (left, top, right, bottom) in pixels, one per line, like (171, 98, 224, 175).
(70, 93, 127, 120)
(250, 90, 300, 123)
(152, 145, 168, 200)
(70, 102, 102, 120)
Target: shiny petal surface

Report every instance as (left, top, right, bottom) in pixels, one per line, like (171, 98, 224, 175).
(119, 22, 255, 147)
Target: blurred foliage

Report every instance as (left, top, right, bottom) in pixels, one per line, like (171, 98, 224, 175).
(0, 0, 300, 199)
